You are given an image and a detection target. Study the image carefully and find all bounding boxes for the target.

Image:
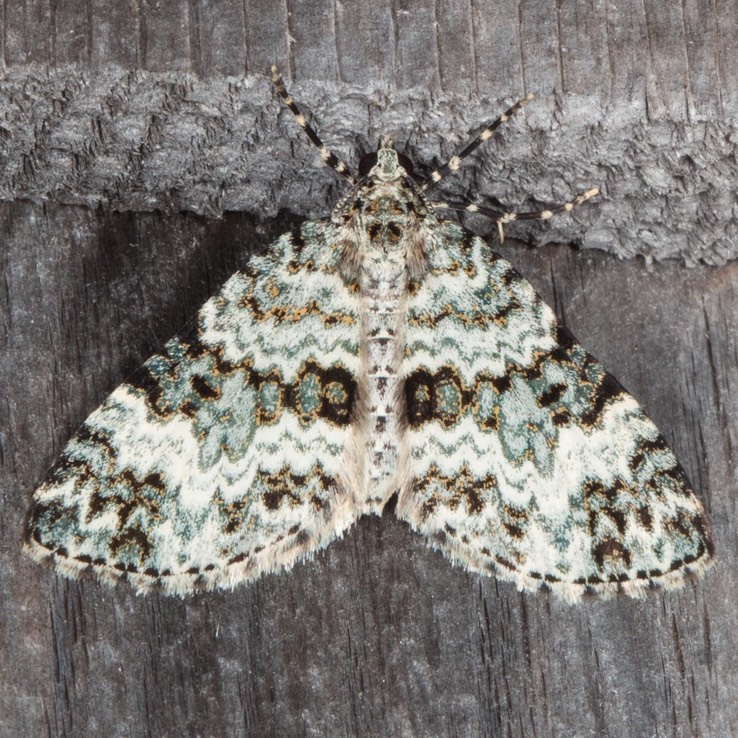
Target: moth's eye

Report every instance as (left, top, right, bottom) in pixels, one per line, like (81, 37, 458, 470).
(358, 153, 378, 177)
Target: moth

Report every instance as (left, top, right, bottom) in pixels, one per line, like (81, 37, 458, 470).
(25, 67, 712, 601)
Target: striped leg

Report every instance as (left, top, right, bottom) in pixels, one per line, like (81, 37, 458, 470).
(271, 65, 356, 185)
(433, 187, 600, 243)
(421, 93, 535, 191)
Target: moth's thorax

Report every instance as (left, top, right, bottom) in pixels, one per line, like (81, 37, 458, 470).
(357, 183, 422, 228)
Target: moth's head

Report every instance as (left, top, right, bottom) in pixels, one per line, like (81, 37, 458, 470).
(358, 135, 415, 182)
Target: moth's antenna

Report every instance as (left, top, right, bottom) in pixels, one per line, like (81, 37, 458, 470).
(422, 93, 534, 191)
(432, 187, 600, 244)
(271, 65, 357, 185)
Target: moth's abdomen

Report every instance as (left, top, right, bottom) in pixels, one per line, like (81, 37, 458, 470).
(358, 216, 410, 511)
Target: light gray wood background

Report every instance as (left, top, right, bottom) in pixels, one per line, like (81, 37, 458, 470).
(2, 1, 737, 737)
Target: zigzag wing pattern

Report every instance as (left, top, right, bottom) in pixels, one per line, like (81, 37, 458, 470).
(26, 220, 364, 594)
(397, 222, 712, 601)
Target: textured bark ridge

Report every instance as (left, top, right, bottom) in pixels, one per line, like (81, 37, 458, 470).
(1, 66, 736, 264)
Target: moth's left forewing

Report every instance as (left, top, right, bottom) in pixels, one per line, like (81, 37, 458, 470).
(26, 220, 366, 594)
(397, 222, 713, 601)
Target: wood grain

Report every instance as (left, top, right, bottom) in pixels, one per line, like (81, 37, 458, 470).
(1, 1, 737, 736)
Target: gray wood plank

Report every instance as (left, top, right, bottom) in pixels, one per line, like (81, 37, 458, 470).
(554, 0, 611, 108)
(644, 0, 691, 120)
(473, 0, 525, 96)
(682, 0, 721, 119)
(51, 0, 91, 65)
(334, 2, 396, 85)
(517, 0, 561, 123)
(394, 0, 440, 91)
(140, 0, 191, 72)
(2, 0, 735, 116)
(1, 0, 737, 735)
(3, 0, 52, 65)
(602, 0, 649, 113)
(243, 0, 289, 77)
(715, 0, 738, 114)
(435, 0, 476, 93)
(288, 0, 341, 83)
(89, 0, 141, 69)
(189, 0, 247, 78)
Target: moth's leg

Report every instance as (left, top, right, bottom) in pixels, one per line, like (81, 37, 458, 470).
(432, 187, 600, 243)
(421, 93, 534, 191)
(271, 65, 356, 184)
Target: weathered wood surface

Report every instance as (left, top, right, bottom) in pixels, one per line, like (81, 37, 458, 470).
(2, 1, 737, 737)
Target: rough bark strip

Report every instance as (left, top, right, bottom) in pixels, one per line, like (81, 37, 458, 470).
(1, 66, 737, 262)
